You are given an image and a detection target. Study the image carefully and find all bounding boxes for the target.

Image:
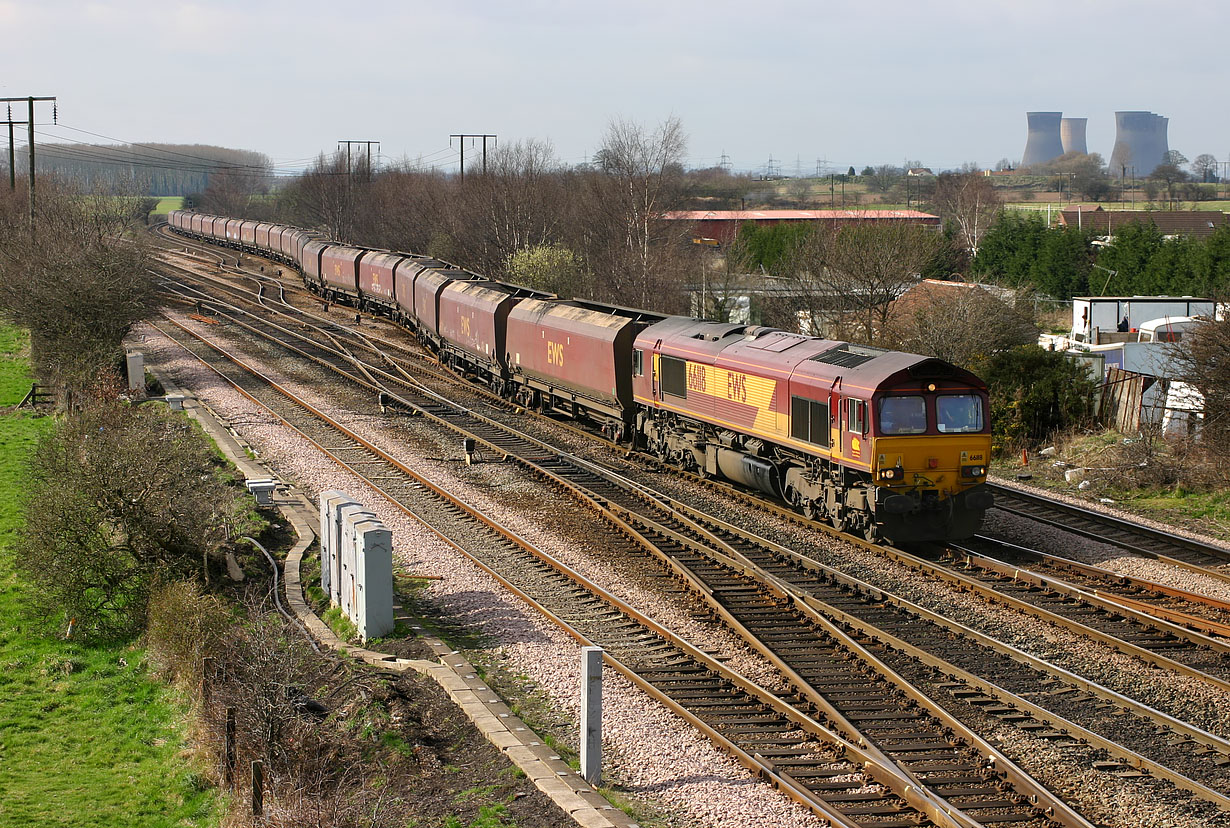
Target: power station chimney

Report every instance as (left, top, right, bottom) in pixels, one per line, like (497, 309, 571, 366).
(1110, 111, 1170, 176)
(1022, 112, 1065, 167)
(1060, 118, 1088, 155)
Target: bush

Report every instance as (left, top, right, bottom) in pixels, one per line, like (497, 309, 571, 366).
(145, 580, 231, 685)
(15, 399, 260, 641)
(982, 345, 1094, 449)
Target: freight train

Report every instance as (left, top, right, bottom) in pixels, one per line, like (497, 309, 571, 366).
(168, 210, 993, 543)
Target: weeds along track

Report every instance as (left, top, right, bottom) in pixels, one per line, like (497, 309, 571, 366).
(151, 315, 1067, 828)
(152, 259, 1230, 822)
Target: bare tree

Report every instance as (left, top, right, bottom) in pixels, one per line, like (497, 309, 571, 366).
(1172, 317, 1230, 478)
(281, 152, 355, 239)
(16, 399, 260, 639)
(454, 139, 571, 277)
(0, 181, 158, 394)
(778, 220, 941, 344)
(1148, 163, 1189, 209)
(884, 281, 1039, 368)
(865, 164, 902, 194)
(929, 172, 1002, 257)
(577, 116, 694, 310)
(1191, 153, 1219, 183)
(196, 157, 274, 219)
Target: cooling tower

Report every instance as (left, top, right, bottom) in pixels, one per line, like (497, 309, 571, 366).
(1109, 111, 1170, 176)
(1060, 118, 1087, 155)
(1022, 111, 1065, 167)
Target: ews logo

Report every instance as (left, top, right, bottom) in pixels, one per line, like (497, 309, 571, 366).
(460, 316, 472, 337)
(547, 340, 565, 366)
(726, 372, 748, 403)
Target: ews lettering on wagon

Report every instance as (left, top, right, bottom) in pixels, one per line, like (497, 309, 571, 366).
(547, 340, 565, 366)
(460, 316, 472, 337)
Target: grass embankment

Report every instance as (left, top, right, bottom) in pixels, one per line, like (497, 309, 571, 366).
(150, 196, 184, 218)
(0, 325, 217, 828)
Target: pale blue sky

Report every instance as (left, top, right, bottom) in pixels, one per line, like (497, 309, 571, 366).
(2, 0, 1225, 176)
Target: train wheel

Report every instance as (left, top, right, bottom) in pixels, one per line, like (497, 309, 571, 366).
(802, 499, 819, 521)
(830, 511, 849, 535)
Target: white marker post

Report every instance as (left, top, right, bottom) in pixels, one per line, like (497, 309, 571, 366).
(580, 646, 603, 786)
(126, 352, 144, 392)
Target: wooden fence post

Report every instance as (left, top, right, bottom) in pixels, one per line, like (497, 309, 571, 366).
(251, 759, 264, 816)
(223, 707, 236, 787)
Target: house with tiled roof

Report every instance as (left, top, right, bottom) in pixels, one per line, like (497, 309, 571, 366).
(663, 209, 941, 245)
(1057, 207, 1226, 239)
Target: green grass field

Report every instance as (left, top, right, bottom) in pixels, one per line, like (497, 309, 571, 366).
(0, 325, 218, 828)
(150, 197, 184, 218)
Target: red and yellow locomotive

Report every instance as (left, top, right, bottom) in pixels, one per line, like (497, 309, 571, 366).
(632, 318, 993, 543)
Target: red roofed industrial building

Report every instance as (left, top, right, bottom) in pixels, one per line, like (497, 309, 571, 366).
(663, 209, 942, 245)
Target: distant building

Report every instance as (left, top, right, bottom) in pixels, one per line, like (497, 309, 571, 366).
(1109, 111, 1169, 177)
(664, 209, 941, 246)
(906, 167, 934, 177)
(1060, 117, 1088, 155)
(1022, 111, 1065, 167)
(1057, 207, 1226, 240)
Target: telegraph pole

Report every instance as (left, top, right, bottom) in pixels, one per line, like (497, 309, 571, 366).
(3, 116, 29, 191)
(450, 133, 496, 182)
(0, 95, 56, 232)
(337, 140, 380, 186)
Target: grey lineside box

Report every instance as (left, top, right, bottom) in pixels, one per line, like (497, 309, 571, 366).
(318, 490, 394, 641)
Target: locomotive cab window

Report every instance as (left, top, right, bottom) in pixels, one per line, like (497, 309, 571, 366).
(879, 395, 927, 435)
(660, 355, 687, 398)
(846, 398, 866, 435)
(937, 394, 984, 433)
(633, 349, 643, 377)
(791, 396, 830, 448)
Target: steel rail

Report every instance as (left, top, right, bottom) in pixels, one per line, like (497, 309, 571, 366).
(645, 497, 1230, 806)
(986, 483, 1230, 581)
(956, 537, 1230, 642)
(603, 504, 1095, 826)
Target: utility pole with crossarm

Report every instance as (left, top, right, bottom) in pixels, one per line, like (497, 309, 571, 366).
(0, 95, 57, 232)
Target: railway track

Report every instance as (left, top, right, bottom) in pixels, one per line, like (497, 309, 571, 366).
(151, 315, 1075, 828)
(949, 538, 1230, 640)
(151, 249, 1230, 822)
(986, 483, 1230, 582)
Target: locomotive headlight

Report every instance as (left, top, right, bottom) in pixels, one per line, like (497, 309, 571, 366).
(881, 468, 898, 480)
(962, 465, 986, 478)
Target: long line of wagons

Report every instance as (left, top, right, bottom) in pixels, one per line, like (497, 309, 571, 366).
(168, 210, 993, 543)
